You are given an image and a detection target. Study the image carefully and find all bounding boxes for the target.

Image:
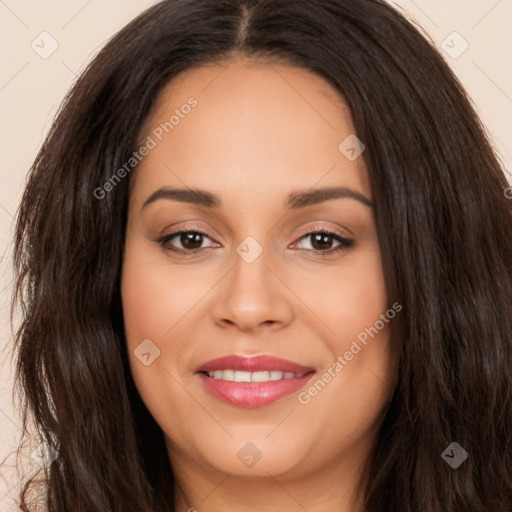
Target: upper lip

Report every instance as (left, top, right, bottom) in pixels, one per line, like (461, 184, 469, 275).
(195, 355, 315, 374)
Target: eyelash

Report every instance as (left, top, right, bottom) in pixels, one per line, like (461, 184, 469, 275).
(157, 227, 354, 256)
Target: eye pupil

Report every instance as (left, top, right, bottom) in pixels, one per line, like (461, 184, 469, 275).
(181, 232, 203, 250)
(311, 233, 332, 250)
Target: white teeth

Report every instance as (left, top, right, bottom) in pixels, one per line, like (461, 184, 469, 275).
(251, 371, 270, 382)
(222, 369, 235, 381)
(234, 371, 252, 382)
(205, 370, 306, 382)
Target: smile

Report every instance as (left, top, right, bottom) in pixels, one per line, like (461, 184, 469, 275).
(204, 369, 309, 382)
(195, 355, 316, 407)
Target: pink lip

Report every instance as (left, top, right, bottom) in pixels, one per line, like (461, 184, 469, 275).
(195, 355, 314, 374)
(195, 355, 315, 408)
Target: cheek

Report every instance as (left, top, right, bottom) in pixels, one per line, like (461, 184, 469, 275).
(300, 248, 392, 397)
(121, 258, 172, 343)
(121, 241, 205, 344)
(332, 250, 391, 380)
(292, 248, 388, 345)
(120, 240, 179, 390)
(120, 244, 193, 438)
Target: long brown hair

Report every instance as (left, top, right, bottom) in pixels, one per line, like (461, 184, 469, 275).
(9, 0, 512, 510)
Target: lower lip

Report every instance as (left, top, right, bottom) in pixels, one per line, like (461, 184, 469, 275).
(197, 372, 315, 407)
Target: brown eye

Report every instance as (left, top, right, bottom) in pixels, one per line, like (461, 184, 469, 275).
(178, 232, 205, 250)
(292, 231, 354, 254)
(310, 232, 336, 251)
(158, 230, 216, 253)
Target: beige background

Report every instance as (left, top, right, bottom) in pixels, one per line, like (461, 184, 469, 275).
(1, 0, 511, 506)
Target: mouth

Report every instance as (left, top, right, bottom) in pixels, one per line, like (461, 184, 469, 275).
(202, 369, 311, 382)
(195, 355, 316, 407)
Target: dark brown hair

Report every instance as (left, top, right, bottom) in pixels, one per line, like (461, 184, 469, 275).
(9, 0, 512, 510)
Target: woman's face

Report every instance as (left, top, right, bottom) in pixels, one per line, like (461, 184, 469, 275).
(121, 58, 393, 488)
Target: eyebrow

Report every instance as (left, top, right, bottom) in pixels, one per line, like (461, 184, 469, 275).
(140, 185, 374, 212)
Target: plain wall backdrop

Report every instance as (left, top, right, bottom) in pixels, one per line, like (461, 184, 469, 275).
(1, 0, 511, 507)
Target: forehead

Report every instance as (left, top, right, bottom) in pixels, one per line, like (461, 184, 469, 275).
(131, 58, 371, 207)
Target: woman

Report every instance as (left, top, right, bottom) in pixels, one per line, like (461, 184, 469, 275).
(10, 0, 512, 510)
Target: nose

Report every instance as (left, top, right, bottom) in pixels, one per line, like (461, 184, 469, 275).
(211, 244, 294, 333)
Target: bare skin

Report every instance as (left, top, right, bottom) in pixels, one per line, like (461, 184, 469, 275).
(121, 57, 394, 512)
